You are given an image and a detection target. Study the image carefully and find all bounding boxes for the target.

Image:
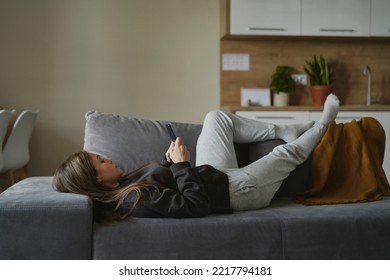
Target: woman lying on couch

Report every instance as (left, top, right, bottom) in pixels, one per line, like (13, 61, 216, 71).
(53, 94, 340, 222)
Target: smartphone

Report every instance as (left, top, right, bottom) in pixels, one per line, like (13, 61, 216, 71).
(166, 123, 177, 142)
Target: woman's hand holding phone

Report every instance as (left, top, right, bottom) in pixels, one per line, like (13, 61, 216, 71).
(166, 137, 190, 163)
(165, 123, 190, 163)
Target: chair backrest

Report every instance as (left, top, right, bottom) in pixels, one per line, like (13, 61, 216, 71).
(0, 110, 16, 170)
(1, 110, 38, 172)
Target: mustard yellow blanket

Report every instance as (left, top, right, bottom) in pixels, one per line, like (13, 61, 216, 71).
(295, 117, 390, 205)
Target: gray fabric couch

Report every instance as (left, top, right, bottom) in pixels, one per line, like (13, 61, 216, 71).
(1, 111, 390, 260)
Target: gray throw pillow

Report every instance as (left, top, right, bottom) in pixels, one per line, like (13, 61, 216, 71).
(83, 111, 202, 174)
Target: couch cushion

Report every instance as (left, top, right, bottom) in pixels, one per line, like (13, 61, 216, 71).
(93, 197, 390, 260)
(84, 112, 202, 174)
(93, 208, 284, 260)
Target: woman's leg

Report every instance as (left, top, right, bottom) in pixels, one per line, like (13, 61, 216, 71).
(196, 111, 313, 169)
(228, 94, 340, 211)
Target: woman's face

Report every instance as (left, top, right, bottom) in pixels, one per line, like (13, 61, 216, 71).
(88, 153, 123, 188)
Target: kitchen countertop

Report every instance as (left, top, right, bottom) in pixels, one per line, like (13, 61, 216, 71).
(223, 104, 390, 112)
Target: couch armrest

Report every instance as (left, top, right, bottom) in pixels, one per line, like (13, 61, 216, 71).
(0, 177, 93, 259)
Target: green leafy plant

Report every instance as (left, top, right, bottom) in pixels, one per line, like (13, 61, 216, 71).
(304, 55, 335, 86)
(270, 66, 296, 94)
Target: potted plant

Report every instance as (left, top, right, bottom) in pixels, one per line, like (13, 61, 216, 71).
(304, 55, 335, 106)
(270, 65, 296, 106)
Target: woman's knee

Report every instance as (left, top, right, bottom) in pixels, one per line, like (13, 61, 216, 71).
(204, 110, 231, 127)
(205, 110, 224, 121)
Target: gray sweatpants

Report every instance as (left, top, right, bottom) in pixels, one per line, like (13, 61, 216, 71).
(196, 111, 326, 212)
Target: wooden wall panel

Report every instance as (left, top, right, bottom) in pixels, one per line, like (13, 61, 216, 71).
(221, 37, 390, 107)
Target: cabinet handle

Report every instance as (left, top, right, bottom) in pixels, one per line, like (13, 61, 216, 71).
(336, 116, 362, 120)
(319, 28, 356, 33)
(249, 27, 286, 32)
(255, 116, 294, 120)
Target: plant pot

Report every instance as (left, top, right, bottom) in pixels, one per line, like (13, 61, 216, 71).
(309, 86, 331, 106)
(273, 92, 290, 107)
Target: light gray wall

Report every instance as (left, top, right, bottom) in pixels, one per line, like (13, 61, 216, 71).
(0, 0, 220, 176)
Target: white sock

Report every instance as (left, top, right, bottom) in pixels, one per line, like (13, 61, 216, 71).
(319, 93, 340, 125)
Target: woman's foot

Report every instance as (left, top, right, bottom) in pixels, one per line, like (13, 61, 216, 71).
(275, 94, 339, 142)
(319, 94, 340, 125)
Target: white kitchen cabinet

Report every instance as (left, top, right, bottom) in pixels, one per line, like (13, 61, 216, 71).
(236, 110, 390, 179)
(227, 0, 387, 37)
(301, 0, 370, 37)
(230, 0, 301, 36)
(236, 111, 309, 125)
(371, 0, 390, 37)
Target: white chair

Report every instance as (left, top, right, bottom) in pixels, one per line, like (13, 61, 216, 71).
(0, 110, 16, 191)
(0, 110, 38, 185)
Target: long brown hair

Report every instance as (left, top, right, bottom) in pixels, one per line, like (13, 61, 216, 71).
(53, 150, 153, 222)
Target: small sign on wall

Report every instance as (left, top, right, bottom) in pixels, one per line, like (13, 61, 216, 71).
(241, 88, 271, 106)
(222, 53, 250, 71)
